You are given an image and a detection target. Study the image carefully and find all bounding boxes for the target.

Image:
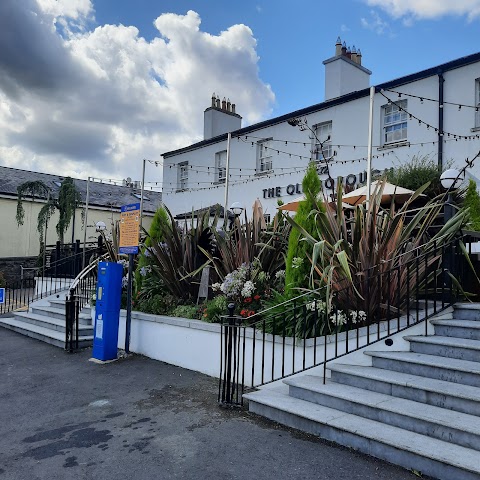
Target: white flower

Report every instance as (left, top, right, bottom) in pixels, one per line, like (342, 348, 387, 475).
(139, 266, 151, 277)
(121, 275, 129, 288)
(212, 282, 221, 292)
(330, 310, 347, 326)
(275, 270, 285, 279)
(241, 280, 255, 298)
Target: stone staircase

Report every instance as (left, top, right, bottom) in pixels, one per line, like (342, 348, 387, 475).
(245, 303, 480, 480)
(0, 295, 94, 349)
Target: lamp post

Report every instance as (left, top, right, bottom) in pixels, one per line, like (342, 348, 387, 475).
(229, 202, 244, 230)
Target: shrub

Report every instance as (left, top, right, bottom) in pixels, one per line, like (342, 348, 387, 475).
(284, 162, 323, 296)
(171, 304, 199, 319)
(464, 179, 480, 231)
(385, 155, 447, 198)
(0, 271, 5, 288)
(202, 295, 228, 322)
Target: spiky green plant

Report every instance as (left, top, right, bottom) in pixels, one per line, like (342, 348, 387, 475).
(284, 162, 323, 296)
(287, 178, 470, 317)
(464, 179, 480, 231)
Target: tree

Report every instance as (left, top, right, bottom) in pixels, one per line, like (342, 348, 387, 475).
(16, 177, 82, 246)
(284, 162, 324, 296)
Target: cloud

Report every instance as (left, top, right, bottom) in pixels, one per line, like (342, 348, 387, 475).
(360, 10, 390, 34)
(365, 0, 480, 21)
(340, 24, 350, 32)
(0, 3, 275, 181)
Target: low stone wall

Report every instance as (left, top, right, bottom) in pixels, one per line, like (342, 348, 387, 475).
(0, 256, 38, 284)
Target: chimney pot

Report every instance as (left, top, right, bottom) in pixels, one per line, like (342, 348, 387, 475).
(335, 36, 342, 56)
(232, 103, 236, 114)
(351, 45, 358, 63)
(211, 92, 216, 107)
(227, 98, 231, 112)
(341, 41, 347, 55)
(222, 97, 227, 110)
(357, 48, 362, 65)
(216, 95, 220, 108)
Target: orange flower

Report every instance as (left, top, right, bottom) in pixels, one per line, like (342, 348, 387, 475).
(203, 313, 208, 318)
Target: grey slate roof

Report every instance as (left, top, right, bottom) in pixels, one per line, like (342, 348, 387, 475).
(174, 203, 234, 220)
(0, 165, 162, 214)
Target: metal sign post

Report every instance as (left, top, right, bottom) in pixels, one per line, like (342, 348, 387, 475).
(119, 202, 140, 354)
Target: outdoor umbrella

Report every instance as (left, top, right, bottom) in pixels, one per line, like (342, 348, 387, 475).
(278, 194, 352, 212)
(341, 180, 418, 206)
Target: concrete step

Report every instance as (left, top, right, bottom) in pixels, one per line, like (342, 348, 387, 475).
(245, 389, 480, 480)
(31, 305, 91, 325)
(329, 363, 480, 416)
(365, 351, 480, 387)
(405, 335, 480, 362)
(431, 319, 480, 340)
(453, 303, 480, 321)
(284, 375, 480, 451)
(0, 317, 93, 349)
(12, 311, 93, 335)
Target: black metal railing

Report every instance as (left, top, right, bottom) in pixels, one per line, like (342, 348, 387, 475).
(65, 253, 107, 352)
(219, 234, 475, 406)
(0, 243, 101, 317)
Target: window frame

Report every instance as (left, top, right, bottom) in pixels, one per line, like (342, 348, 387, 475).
(256, 138, 273, 174)
(177, 161, 189, 190)
(381, 99, 408, 146)
(215, 150, 227, 183)
(312, 121, 332, 162)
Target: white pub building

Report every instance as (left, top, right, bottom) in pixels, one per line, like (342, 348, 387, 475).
(161, 39, 480, 220)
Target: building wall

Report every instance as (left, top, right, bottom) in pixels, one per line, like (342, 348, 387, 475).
(162, 60, 480, 219)
(0, 197, 155, 258)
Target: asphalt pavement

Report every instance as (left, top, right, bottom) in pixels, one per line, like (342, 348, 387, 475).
(0, 328, 425, 480)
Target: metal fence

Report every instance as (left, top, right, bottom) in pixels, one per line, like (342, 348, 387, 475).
(219, 234, 475, 406)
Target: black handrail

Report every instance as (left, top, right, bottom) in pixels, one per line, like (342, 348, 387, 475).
(65, 254, 108, 352)
(219, 234, 472, 406)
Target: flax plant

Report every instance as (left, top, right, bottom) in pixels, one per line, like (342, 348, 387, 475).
(286, 179, 470, 319)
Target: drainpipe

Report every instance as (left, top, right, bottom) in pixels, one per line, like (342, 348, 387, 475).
(438, 71, 445, 169)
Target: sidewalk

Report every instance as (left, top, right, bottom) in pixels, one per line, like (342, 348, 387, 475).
(0, 329, 424, 480)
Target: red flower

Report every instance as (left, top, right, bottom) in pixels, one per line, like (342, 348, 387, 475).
(247, 310, 255, 317)
(244, 297, 252, 303)
(240, 309, 247, 316)
(253, 295, 261, 301)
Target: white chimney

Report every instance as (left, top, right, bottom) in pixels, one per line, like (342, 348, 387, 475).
(323, 37, 371, 101)
(204, 94, 242, 140)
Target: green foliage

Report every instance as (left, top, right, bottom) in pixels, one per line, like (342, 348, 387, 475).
(135, 293, 178, 315)
(202, 295, 228, 322)
(286, 179, 469, 318)
(285, 162, 323, 296)
(135, 207, 170, 292)
(16, 178, 82, 245)
(171, 304, 199, 319)
(0, 271, 5, 288)
(464, 179, 480, 231)
(385, 155, 447, 198)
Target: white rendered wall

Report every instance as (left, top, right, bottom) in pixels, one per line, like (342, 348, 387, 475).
(162, 60, 480, 219)
(324, 57, 370, 100)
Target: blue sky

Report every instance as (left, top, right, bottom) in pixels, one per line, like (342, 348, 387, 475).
(1, 0, 480, 180)
(92, 0, 480, 117)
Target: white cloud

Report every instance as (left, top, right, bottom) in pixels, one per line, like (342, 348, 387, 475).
(340, 24, 350, 32)
(0, 4, 275, 182)
(365, 0, 480, 21)
(360, 10, 390, 34)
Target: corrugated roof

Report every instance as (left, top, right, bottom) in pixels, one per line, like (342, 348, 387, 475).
(0, 165, 162, 213)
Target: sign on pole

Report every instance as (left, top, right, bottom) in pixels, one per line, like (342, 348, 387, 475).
(119, 203, 140, 255)
(0, 288, 5, 305)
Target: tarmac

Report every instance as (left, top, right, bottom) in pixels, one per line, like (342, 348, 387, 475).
(0, 328, 425, 480)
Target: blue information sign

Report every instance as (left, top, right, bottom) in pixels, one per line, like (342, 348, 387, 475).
(119, 203, 140, 255)
(0, 288, 4, 304)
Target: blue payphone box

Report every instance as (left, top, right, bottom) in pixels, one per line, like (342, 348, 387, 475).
(92, 261, 123, 361)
